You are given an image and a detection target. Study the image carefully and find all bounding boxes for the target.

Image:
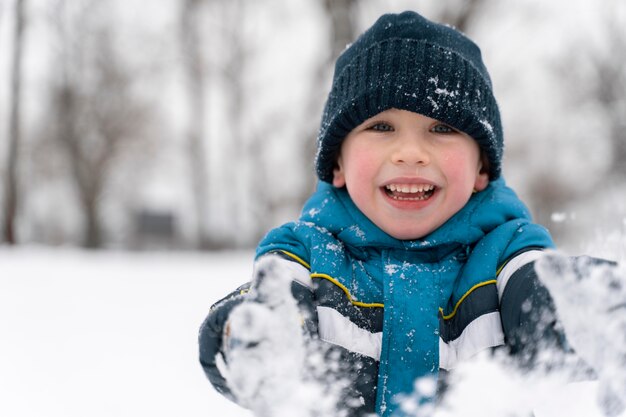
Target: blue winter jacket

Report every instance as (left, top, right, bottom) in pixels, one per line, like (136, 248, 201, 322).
(199, 178, 557, 417)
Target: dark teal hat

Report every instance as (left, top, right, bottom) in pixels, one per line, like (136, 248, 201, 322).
(315, 11, 503, 183)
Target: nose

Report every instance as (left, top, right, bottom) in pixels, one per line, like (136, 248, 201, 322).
(391, 133, 430, 166)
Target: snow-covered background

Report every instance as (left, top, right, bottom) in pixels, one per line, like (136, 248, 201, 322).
(0, 248, 254, 417)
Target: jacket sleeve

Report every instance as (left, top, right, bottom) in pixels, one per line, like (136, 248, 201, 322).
(198, 253, 317, 401)
(500, 257, 568, 366)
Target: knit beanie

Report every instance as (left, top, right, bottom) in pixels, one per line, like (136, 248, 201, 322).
(315, 11, 503, 183)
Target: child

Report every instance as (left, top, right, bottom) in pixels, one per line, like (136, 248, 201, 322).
(199, 10, 613, 417)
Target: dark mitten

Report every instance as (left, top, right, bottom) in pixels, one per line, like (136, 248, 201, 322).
(198, 282, 250, 400)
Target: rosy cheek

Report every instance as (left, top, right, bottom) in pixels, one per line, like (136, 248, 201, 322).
(441, 151, 476, 186)
(349, 149, 378, 173)
(441, 152, 464, 171)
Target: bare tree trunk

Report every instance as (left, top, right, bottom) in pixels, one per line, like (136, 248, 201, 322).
(83, 196, 101, 248)
(428, 0, 489, 33)
(3, 0, 26, 244)
(0, 3, 6, 38)
(56, 81, 102, 248)
(323, 0, 357, 60)
(437, 0, 488, 33)
(180, 0, 211, 249)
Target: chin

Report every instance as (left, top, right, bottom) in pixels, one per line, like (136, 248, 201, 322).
(381, 218, 444, 240)
(386, 227, 430, 241)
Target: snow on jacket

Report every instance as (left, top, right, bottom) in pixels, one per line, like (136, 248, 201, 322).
(199, 178, 557, 417)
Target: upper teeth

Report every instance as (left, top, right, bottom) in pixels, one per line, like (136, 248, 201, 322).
(386, 184, 435, 193)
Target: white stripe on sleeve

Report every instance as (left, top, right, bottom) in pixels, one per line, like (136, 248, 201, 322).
(439, 311, 504, 370)
(317, 306, 382, 360)
(496, 250, 545, 301)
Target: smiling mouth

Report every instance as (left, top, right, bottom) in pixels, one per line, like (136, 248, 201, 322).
(384, 183, 436, 201)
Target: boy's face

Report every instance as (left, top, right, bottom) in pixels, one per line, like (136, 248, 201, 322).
(332, 108, 489, 240)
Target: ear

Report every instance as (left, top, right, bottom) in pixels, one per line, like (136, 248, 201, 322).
(332, 156, 346, 188)
(473, 156, 490, 192)
(474, 170, 489, 192)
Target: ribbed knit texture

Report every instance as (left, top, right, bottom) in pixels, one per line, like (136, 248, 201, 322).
(316, 11, 503, 183)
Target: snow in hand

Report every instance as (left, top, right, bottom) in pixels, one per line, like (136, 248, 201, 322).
(223, 255, 348, 417)
(536, 254, 626, 417)
(224, 256, 309, 417)
(432, 252, 626, 417)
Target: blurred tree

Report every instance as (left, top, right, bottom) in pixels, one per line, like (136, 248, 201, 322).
(180, 0, 212, 249)
(551, 1, 626, 245)
(520, 2, 626, 240)
(323, 0, 358, 59)
(43, 0, 153, 248)
(591, 4, 626, 180)
(550, 2, 626, 183)
(209, 0, 292, 247)
(221, 0, 251, 247)
(3, 0, 26, 245)
(294, 0, 359, 208)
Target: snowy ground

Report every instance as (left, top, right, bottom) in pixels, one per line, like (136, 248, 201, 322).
(0, 247, 253, 417)
(1, 246, 624, 417)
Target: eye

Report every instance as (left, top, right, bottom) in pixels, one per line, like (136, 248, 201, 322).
(430, 123, 456, 134)
(366, 122, 394, 132)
